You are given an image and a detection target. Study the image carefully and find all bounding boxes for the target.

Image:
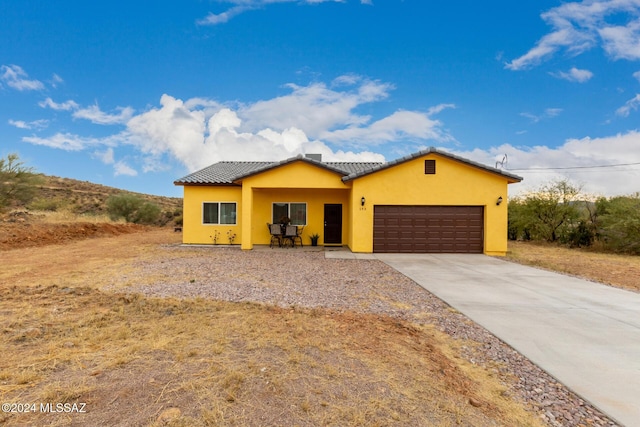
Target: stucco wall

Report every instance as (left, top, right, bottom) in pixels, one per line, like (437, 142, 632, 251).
(348, 153, 511, 255)
(179, 155, 515, 255)
(238, 161, 351, 249)
(250, 188, 350, 246)
(182, 185, 242, 245)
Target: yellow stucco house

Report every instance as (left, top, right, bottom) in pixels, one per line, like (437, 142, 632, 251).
(174, 147, 522, 255)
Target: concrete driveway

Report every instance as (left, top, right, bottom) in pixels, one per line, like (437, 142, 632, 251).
(374, 253, 640, 427)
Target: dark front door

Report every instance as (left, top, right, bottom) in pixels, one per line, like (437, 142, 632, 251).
(324, 204, 342, 244)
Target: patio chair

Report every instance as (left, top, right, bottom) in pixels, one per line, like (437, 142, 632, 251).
(282, 225, 298, 248)
(268, 223, 283, 248)
(292, 225, 304, 247)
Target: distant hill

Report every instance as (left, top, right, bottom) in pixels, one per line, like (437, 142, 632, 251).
(1, 175, 183, 250)
(28, 175, 182, 219)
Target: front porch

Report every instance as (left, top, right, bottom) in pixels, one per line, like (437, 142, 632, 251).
(242, 187, 352, 250)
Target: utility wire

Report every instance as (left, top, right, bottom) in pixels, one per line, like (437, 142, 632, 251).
(506, 162, 640, 171)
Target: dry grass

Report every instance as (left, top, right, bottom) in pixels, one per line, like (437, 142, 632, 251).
(33, 210, 122, 224)
(507, 241, 640, 292)
(0, 229, 545, 427)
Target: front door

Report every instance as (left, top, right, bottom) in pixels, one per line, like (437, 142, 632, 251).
(324, 204, 342, 244)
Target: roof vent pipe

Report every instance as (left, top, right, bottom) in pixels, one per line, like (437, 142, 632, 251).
(305, 153, 322, 162)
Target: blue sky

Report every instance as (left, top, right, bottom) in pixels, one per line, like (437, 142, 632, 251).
(2, 0, 640, 197)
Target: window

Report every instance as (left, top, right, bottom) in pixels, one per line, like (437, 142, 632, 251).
(203, 202, 237, 225)
(424, 159, 436, 174)
(272, 202, 307, 225)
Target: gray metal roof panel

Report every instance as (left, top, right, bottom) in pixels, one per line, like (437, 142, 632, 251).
(174, 148, 521, 186)
(341, 147, 523, 182)
(174, 161, 272, 185)
(174, 157, 383, 185)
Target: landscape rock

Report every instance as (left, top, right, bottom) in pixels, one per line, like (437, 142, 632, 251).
(112, 247, 619, 427)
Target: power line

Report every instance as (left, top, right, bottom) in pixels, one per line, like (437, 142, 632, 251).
(506, 162, 640, 171)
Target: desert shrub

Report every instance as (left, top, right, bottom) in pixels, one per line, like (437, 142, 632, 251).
(0, 153, 42, 212)
(107, 193, 160, 224)
(133, 202, 161, 225)
(107, 194, 143, 222)
(562, 220, 596, 248)
(507, 199, 530, 240)
(596, 194, 640, 254)
(29, 197, 66, 212)
(508, 180, 582, 242)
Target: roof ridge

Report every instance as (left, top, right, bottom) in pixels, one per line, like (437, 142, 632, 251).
(175, 148, 522, 186)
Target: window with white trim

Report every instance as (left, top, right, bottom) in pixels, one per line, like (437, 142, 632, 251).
(203, 202, 237, 225)
(272, 202, 307, 225)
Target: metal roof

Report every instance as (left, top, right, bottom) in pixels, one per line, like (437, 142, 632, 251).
(174, 148, 523, 185)
(173, 155, 384, 185)
(174, 161, 272, 185)
(341, 147, 523, 183)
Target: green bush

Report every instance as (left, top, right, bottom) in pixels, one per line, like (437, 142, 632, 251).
(562, 220, 595, 248)
(596, 194, 640, 254)
(134, 202, 161, 225)
(29, 197, 65, 212)
(106, 194, 143, 222)
(0, 153, 42, 212)
(106, 193, 161, 225)
(508, 180, 582, 242)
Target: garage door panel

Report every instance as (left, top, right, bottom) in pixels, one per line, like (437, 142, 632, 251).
(374, 205, 484, 253)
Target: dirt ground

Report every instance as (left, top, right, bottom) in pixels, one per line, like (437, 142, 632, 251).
(1, 226, 546, 426)
(0, 211, 149, 251)
(507, 241, 640, 292)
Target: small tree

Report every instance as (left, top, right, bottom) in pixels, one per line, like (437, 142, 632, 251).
(0, 153, 42, 211)
(510, 180, 582, 242)
(106, 193, 143, 222)
(133, 202, 161, 225)
(107, 193, 161, 225)
(507, 198, 530, 240)
(596, 194, 640, 254)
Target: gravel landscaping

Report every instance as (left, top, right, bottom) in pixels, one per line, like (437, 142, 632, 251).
(113, 245, 618, 427)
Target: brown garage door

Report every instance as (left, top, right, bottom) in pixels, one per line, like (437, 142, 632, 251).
(373, 205, 484, 253)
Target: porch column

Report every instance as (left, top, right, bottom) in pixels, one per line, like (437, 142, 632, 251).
(241, 184, 253, 250)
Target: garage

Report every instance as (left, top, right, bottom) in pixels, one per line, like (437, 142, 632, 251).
(373, 205, 484, 253)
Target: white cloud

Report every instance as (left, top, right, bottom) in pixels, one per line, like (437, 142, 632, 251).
(23, 76, 451, 175)
(92, 148, 140, 177)
(634, 70, 640, 82)
(197, 0, 367, 25)
(551, 67, 594, 82)
(39, 97, 79, 111)
(599, 17, 640, 59)
(126, 94, 207, 169)
(321, 109, 454, 145)
(520, 108, 563, 123)
(123, 95, 385, 171)
(616, 93, 640, 116)
(451, 130, 640, 196)
(121, 77, 437, 170)
(73, 104, 135, 125)
(39, 97, 133, 125)
(0, 64, 44, 91)
(114, 161, 138, 177)
(50, 73, 64, 88)
(22, 133, 100, 151)
(506, 0, 640, 70)
(94, 148, 115, 164)
(239, 78, 393, 137)
(8, 119, 49, 130)
(8, 120, 29, 129)
(22, 131, 123, 152)
(197, 5, 248, 25)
